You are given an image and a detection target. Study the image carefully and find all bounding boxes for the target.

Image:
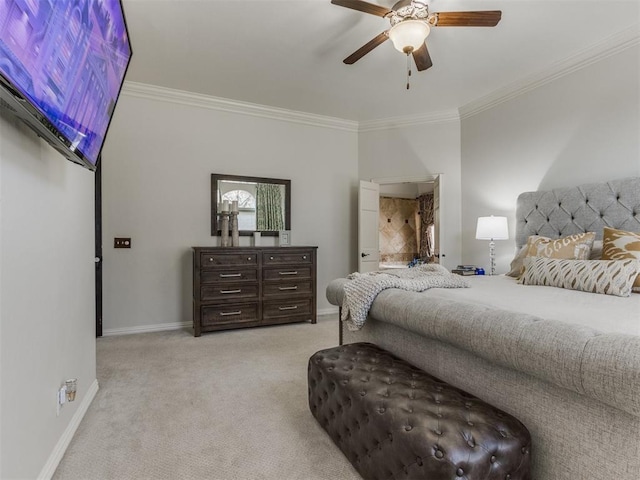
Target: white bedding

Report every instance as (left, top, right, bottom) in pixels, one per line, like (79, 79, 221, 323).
(420, 275, 640, 336)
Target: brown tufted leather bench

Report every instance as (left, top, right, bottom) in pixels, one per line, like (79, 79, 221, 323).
(308, 343, 531, 480)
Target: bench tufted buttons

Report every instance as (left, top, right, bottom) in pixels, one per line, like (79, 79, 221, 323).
(308, 343, 532, 480)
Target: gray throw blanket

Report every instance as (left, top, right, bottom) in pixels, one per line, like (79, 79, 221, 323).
(341, 264, 469, 331)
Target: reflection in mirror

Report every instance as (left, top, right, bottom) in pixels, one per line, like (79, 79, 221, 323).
(211, 174, 291, 236)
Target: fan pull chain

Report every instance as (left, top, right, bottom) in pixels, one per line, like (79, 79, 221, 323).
(406, 53, 412, 90)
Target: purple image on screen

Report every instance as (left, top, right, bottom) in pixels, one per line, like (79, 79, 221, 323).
(0, 0, 131, 165)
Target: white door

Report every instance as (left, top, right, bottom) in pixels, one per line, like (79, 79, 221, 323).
(433, 175, 445, 267)
(358, 180, 380, 273)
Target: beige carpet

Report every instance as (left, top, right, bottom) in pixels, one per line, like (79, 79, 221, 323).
(53, 315, 360, 480)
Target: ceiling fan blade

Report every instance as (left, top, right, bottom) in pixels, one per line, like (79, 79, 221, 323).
(331, 0, 392, 17)
(412, 43, 433, 72)
(343, 31, 389, 64)
(433, 11, 502, 27)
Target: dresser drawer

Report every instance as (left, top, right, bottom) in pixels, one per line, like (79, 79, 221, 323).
(200, 283, 258, 302)
(262, 280, 312, 297)
(262, 298, 312, 320)
(201, 268, 258, 284)
(263, 250, 313, 266)
(200, 252, 258, 268)
(201, 303, 259, 326)
(263, 266, 312, 281)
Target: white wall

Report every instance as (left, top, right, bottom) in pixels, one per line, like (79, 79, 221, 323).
(101, 90, 358, 333)
(0, 113, 96, 479)
(358, 120, 462, 270)
(460, 46, 640, 272)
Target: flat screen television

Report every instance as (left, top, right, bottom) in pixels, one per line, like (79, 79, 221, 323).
(0, 0, 132, 171)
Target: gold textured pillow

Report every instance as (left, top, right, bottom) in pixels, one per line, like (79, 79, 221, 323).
(518, 257, 640, 297)
(506, 245, 528, 278)
(525, 232, 596, 260)
(602, 227, 640, 293)
(589, 240, 603, 260)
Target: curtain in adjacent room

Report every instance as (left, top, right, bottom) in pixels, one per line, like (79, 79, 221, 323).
(256, 183, 285, 231)
(418, 193, 434, 259)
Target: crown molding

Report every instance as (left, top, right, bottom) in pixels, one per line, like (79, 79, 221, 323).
(121, 82, 358, 132)
(122, 25, 638, 131)
(358, 109, 460, 132)
(459, 25, 640, 120)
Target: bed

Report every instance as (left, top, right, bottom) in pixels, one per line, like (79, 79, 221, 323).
(326, 177, 640, 480)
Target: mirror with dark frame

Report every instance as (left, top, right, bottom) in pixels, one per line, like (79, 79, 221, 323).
(211, 174, 291, 236)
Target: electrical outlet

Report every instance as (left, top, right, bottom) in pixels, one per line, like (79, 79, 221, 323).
(114, 237, 131, 248)
(56, 386, 66, 416)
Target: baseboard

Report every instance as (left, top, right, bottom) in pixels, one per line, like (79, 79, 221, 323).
(103, 310, 338, 336)
(38, 379, 99, 480)
(317, 307, 339, 317)
(102, 321, 192, 336)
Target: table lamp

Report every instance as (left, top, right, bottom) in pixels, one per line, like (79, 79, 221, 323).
(476, 216, 509, 275)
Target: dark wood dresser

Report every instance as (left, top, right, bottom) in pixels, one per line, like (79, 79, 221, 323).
(192, 246, 317, 336)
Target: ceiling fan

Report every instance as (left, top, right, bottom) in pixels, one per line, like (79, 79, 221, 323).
(331, 0, 501, 76)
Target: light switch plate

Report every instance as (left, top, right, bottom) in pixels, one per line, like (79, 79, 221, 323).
(114, 237, 131, 248)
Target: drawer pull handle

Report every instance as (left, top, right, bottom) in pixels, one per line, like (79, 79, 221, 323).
(247, 257, 252, 261)
(219, 273, 242, 278)
(303, 256, 307, 260)
(278, 305, 298, 311)
(270, 256, 274, 260)
(279, 271, 298, 276)
(220, 289, 242, 294)
(209, 258, 214, 262)
(219, 311, 242, 316)
(279, 286, 298, 291)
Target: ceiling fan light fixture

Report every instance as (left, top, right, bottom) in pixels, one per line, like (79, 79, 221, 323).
(388, 19, 430, 54)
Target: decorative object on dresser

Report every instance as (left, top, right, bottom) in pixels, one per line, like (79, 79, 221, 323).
(220, 200, 231, 247)
(278, 230, 291, 246)
(192, 246, 317, 336)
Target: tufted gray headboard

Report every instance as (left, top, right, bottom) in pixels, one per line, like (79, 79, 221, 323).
(515, 177, 640, 249)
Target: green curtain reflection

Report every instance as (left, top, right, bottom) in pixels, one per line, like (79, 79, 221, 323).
(256, 183, 285, 231)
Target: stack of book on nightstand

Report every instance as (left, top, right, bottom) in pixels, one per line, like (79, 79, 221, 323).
(452, 265, 477, 276)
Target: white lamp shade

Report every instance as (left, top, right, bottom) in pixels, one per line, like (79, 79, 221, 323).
(388, 20, 430, 53)
(476, 216, 509, 240)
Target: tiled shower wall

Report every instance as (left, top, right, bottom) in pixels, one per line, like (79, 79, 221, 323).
(379, 197, 419, 264)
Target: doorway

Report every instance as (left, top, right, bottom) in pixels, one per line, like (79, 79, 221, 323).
(358, 174, 442, 273)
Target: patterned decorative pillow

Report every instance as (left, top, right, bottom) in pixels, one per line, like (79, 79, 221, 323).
(589, 240, 603, 260)
(506, 245, 528, 278)
(524, 232, 596, 260)
(518, 257, 640, 297)
(601, 227, 640, 293)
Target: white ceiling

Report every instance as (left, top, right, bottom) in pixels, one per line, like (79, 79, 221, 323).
(121, 0, 640, 122)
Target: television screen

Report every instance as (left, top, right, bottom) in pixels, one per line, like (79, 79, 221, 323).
(0, 0, 132, 169)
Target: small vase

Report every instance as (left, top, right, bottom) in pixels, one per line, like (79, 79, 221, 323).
(231, 212, 239, 247)
(220, 213, 230, 247)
